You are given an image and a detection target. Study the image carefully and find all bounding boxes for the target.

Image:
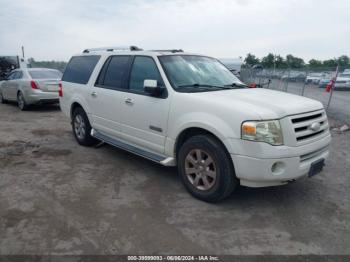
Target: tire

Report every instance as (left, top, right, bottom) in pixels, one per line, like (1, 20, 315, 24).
(178, 135, 238, 202)
(17, 91, 28, 110)
(72, 107, 97, 146)
(0, 92, 7, 104)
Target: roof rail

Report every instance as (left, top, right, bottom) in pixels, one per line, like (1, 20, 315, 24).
(151, 49, 184, 53)
(82, 46, 143, 53)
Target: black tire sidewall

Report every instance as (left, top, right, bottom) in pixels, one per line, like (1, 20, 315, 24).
(178, 135, 237, 202)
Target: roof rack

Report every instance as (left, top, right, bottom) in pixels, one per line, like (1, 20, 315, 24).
(83, 46, 143, 53)
(151, 49, 184, 53)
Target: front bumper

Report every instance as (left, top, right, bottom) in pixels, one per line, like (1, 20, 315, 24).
(229, 134, 331, 187)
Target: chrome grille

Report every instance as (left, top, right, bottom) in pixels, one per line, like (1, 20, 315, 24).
(290, 110, 329, 144)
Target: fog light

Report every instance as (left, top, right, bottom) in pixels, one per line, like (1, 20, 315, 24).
(271, 161, 285, 175)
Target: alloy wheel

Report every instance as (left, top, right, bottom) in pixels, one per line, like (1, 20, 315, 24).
(74, 114, 86, 140)
(185, 149, 217, 191)
(17, 93, 25, 110)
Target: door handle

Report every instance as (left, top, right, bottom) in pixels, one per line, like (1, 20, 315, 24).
(91, 92, 97, 97)
(124, 98, 134, 105)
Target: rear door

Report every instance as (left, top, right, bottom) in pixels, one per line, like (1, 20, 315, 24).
(119, 56, 170, 154)
(89, 55, 132, 138)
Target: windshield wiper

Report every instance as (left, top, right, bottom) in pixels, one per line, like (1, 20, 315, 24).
(177, 83, 228, 89)
(225, 82, 248, 89)
(224, 82, 248, 88)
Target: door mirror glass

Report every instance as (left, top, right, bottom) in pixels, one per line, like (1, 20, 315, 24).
(144, 79, 162, 96)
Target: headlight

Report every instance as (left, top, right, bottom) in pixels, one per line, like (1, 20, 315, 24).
(241, 120, 283, 145)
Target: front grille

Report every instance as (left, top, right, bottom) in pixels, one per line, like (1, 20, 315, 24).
(290, 110, 329, 144)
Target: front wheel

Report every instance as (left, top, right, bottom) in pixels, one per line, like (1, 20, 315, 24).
(72, 107, 97, 146)
(178, 135, 238, 202)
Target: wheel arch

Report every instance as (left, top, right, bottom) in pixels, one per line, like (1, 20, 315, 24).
(174, 126, 232, 160)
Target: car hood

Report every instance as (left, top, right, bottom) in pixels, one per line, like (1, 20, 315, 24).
(191, 88, 324, 119)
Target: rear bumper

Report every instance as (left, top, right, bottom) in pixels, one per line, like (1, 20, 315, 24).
(230, 134, 331, 187)
(25, 90, 59, 104)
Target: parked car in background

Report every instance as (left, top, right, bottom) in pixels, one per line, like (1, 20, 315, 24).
(0, 68, 62, 110)
(59, 46, 330, 202)
(305, 73, 329, 84)
(334, 73, 350, 91)
(318, 77, 332, 88)
(281, 72, 306, 82)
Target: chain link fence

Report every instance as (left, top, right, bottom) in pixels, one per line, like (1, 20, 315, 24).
(239, 67, 350, 124)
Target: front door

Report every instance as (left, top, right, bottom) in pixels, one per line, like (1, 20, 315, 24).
(120, 56, 171, 155)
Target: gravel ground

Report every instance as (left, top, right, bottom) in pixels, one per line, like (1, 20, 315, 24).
(0, 102, 350, 255)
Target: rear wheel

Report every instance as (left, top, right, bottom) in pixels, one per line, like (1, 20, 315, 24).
(0, 92, 7, 104)
(178, 135, 238, 202)
(72, 107, 97, 146)
(17, 92, 28, 110)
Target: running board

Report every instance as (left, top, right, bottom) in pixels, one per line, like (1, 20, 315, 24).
(91, 129, 175, 166)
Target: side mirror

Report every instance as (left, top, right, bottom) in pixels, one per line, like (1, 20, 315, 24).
(144, 79, 162, 96)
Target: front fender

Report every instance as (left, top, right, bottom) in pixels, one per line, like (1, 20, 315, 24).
(166, 112, 240, 156)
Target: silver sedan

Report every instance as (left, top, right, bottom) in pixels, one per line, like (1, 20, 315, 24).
(0, 68, 62, 110)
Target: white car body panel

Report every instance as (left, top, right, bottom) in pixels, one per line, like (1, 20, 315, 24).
(60, 50, 331, 188)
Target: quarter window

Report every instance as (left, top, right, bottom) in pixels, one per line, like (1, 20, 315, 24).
(129, 56, 162, 92)
(62, 55, 100, 84)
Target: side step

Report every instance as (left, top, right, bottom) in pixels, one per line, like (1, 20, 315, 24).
(91, 129, 175, 166)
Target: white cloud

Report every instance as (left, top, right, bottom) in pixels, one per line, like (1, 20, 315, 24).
(0, 0, 349, 61)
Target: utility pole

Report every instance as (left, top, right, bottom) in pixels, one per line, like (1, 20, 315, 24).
(21, 46, 25, 59)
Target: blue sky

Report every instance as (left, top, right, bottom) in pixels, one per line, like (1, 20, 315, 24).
(0, 0, 349, 61)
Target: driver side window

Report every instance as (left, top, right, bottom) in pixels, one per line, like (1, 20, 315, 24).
(129, 56, 163, 93)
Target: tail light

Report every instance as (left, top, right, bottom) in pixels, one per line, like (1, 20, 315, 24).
(58, 82, 63, 97)
(31, 80, 39, 89)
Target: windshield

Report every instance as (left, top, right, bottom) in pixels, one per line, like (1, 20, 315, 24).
(159, 55, 243, 91)
(29, 70, 62, 79)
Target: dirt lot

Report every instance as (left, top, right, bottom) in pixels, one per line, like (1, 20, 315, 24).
(0, 102, 350, 255)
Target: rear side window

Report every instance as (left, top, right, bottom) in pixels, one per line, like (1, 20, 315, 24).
(96, 56, 131, 89)
(29, 70, 62, 79)
(62, 56, 100, 84)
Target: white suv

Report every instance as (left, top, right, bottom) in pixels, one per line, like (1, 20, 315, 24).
(59, 46, 331, 202)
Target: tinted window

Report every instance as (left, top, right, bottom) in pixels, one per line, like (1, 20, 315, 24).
(62, 56, 100, 84)
(15, 71, 23, 79)
(29, 70, 62, 79)
(97, 56, 131, 89)
(129, 56, 162, 92)
(7, 72, 16, 80)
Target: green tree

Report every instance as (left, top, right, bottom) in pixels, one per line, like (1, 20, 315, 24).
(275, 55, 287, 68)
(308, 59, 323, 68)
(337, 55, 350, 66)
(261, 53, 275, 68)
(323, 59, 337, 68)
(244, 53, 260, 66)
(286, 54, 305, 68)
